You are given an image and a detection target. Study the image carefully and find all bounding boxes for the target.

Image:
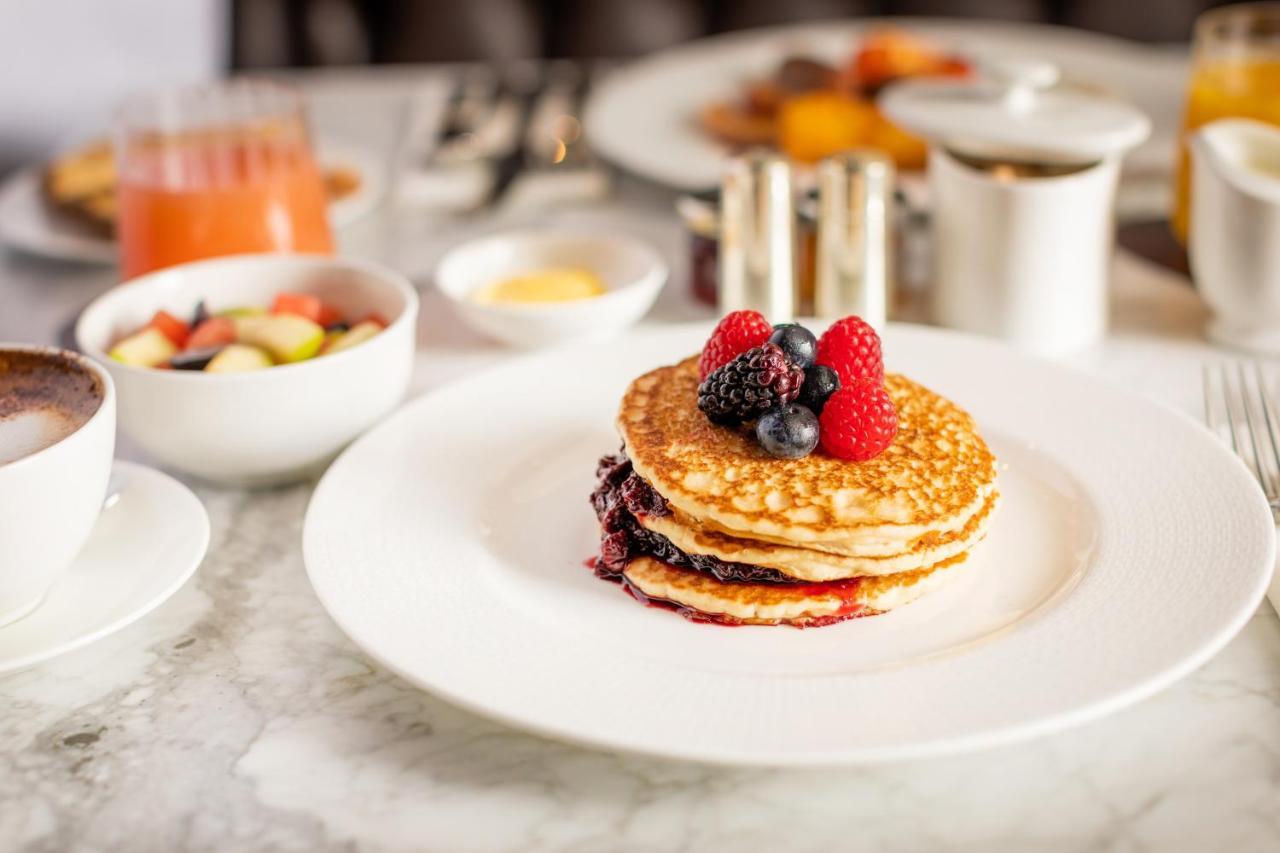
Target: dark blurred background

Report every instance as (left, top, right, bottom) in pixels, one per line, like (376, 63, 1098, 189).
(0, 0, 1221, 173)
(232, 0, 1219, 68)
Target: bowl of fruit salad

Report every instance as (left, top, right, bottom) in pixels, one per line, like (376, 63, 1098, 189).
(76, 253, 417, 485)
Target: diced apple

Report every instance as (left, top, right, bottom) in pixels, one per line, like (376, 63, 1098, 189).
(109, 327, 178, 367)
(215, 306, 267, 318)
(205, 344, 272, 373)
(234, 314, 325, 363)
(322, 320, 382, 355)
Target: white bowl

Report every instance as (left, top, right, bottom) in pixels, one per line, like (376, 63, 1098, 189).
(76, 254, 418, 486)
(435, 230, 667, 348)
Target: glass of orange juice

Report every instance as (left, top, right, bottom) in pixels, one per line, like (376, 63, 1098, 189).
(115, 79, 334, 279)
(1173, 2, 1280, 244)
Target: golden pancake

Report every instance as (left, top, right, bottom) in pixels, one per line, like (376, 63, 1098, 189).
(619, 357, 997, 553)
(621, 553, 967, 627)
(639, 489, 999, 581)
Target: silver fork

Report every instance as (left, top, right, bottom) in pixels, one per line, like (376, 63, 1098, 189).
(1203, 361, 1280, 614)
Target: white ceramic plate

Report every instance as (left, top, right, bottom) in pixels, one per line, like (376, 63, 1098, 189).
(0, 140, 384, 265)
(584, 18, 1187, 191)
(0, 461, 209, 675)
(303, 324, 1273, 765)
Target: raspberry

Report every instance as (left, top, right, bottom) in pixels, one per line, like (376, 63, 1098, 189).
(815, 316, 884, 387)
(697, 343, 804, 425)
(699, 310, 773, 380)
(818, 379, 899, 461)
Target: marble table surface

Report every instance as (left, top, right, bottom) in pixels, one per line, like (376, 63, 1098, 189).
(1, 78, 1278, 852)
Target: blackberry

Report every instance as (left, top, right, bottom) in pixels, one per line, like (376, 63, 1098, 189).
(697, 343, 805, 425)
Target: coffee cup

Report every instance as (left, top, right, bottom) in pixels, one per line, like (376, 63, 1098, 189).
(0, 345, 115, 626)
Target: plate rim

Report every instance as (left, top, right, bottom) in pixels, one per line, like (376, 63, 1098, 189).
(303, 322, 1275, 766)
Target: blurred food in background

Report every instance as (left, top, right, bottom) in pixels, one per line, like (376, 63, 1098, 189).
(699, 30, 970, 169)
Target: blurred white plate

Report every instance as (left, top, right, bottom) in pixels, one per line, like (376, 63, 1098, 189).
(584, 18, 1188, 191)
(303, 323, 1272, 765)
(0, 138, 385, 266)
(0, 461, 208, 675)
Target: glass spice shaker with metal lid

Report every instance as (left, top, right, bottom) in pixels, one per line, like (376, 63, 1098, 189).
(716, 152, 797, 322)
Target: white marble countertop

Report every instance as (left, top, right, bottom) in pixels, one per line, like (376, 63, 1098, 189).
(1, 73, 1278, 852)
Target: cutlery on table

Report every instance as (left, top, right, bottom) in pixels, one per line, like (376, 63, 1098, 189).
(396, 66, 525, 213)
(495, 61, 611, 212)
(1203, 361, 1280, 615)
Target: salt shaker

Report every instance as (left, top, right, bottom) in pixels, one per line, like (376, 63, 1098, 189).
(718, 152, 796, 321)
(880, 59, 1150, 356)
(814, 151, 894, 328)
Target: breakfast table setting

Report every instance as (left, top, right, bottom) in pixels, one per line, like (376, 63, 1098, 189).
(2, 11, 1280, 853)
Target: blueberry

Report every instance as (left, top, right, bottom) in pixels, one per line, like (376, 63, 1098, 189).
(756, 404, 820, 459)
(796, 364, 840, 415)
(767, 324, 817, 368)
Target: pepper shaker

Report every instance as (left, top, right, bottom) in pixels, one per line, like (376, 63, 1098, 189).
(814, 151, 894, 328)
(718, 152, 797, 321)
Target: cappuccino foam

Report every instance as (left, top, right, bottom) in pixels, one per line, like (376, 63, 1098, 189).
(0, 350, 103, 466)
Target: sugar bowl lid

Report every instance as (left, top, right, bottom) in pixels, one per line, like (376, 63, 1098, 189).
(879, 59, 1151, 164)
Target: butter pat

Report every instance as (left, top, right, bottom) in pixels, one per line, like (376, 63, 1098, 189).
(471, 267, 607, 305)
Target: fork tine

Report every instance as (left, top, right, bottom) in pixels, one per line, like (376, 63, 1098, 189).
(1252, 362, 1280, 493)
(1203, 364, 1217, 433)
(1236, 362, 1275, 498)
(1220, 364, 1241, 455)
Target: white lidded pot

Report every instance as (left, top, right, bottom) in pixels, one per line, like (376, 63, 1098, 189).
(1190, 118, 1280, 353)
(881, 60, 1150, 356)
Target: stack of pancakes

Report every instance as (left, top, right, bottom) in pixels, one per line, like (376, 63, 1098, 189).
(591, 357, 999, 627)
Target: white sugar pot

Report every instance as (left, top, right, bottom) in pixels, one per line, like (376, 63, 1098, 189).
(881, 60, 1150, 356)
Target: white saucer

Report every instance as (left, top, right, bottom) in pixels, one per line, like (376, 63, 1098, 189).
(304, 324, 1274, 766)
(0, 461, 209, 675)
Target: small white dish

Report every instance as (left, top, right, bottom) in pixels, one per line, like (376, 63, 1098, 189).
(435, 230, 667, 348)
(76, 253, 418, 486)
(0, 461, 209, 676)
(304, 323, 1274, 766)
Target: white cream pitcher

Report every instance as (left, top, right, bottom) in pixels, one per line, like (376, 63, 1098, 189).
(1191, 118, 1280, 353)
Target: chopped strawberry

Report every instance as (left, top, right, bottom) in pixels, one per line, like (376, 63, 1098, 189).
(147, 311, 190, 348)
(185, 316, 237, 351)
